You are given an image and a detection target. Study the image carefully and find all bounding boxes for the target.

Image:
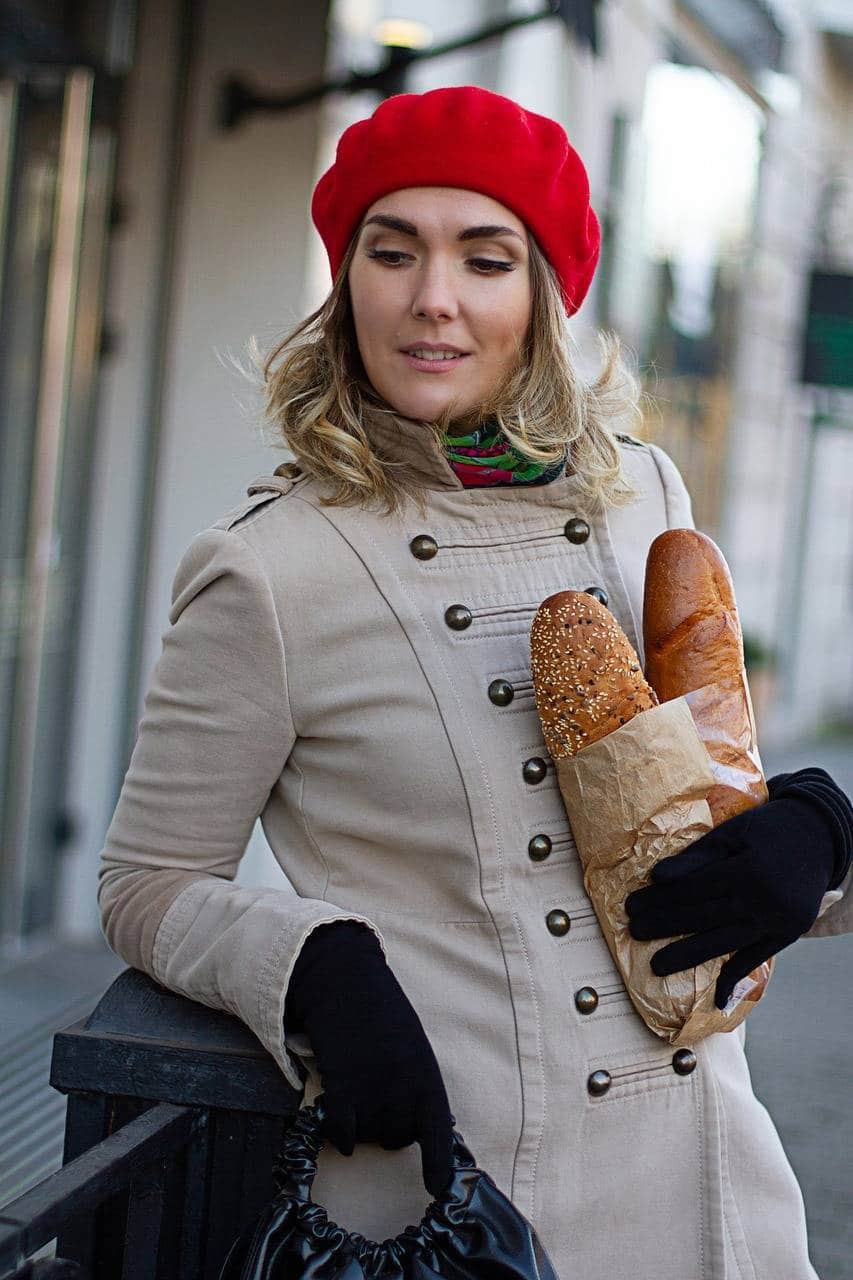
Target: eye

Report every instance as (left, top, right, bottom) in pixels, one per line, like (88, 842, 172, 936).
(366, 250, 410, 266)
(366, 249, 514, 274)
(469, 258, 515, 274)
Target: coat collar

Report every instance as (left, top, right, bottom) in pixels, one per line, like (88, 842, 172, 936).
(361, 412, 466, 492)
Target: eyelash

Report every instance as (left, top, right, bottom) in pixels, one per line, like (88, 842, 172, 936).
(366, 249, 515, 274)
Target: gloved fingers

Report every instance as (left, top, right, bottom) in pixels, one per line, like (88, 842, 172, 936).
(650, 922, 758, 977)
(649, 818, 753, 885)
(714, 932, 799, 1009)
(321, 1093, 357, 1156)
(378, 1101, 416, 1151)
(627, 891, 731, 941)
(415, 1090, 455, 1199)
(627, 858, 738, 920)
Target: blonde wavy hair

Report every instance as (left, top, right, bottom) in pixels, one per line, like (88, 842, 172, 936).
(249, 220, 645, 518)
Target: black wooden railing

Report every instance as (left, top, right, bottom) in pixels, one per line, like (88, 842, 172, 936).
(0, 970, 304, 1279)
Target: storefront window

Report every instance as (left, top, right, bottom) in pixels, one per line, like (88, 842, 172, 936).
(604, 59, 765, 532)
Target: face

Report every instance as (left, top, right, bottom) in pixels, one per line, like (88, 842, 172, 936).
(347, 187, 532, 424)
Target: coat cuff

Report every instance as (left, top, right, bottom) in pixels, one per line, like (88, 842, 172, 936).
(804, 868, 852, 939)
(151, 879, 387, 1092)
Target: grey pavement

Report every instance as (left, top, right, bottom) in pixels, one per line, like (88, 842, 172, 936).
(0, 940, 123, 1207)
(743, 734, 853, 1280)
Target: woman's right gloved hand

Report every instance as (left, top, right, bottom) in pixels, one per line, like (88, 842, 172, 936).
(283, 919, 455, 1198)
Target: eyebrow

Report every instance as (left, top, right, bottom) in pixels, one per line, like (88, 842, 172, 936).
(361, 214, 524, 244)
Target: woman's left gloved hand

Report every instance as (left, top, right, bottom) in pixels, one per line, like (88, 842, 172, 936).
(625, 767, 853, 1009)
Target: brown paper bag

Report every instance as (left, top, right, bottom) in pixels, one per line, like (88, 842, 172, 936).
(556, 695, 771, 1044)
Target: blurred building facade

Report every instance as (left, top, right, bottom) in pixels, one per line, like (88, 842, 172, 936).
(0, 0, 851, 951)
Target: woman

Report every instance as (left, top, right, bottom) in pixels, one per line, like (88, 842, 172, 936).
(98, 86, 852, 1278)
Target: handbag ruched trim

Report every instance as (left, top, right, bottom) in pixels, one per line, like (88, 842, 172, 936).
(219, 1095, 560, 1279)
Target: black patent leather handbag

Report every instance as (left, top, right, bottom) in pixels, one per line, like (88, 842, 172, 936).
(217, 1095, 560, 1279)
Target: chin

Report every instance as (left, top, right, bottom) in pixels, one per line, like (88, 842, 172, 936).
(379, 383, 470, 424)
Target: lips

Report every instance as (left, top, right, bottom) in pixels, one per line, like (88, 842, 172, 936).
(402, 351, 470, 373)
(401, 345, 469, 355)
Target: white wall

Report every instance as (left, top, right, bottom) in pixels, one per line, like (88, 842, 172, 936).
(140, 0, 331, 693)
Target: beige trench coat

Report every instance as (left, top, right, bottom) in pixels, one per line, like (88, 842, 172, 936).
(98, 414, 850, 1279)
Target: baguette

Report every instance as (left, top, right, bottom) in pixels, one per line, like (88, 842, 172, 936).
(643, 527, 742, 699)
(643, 529, 767, 823)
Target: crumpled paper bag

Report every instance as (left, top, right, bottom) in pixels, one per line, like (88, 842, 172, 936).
(682, 672, 768, 822)
(555, 695, 771, 1044)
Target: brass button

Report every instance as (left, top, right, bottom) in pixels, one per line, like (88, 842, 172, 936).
(575, 987, 599, 1015)
(488, 679, 515, 706)
(672, 1049, 697, 1076)
(588, 1069, 612, 1097)
(528, 834, 552, 862)
(274, 461, 302, 479)
(584, 586, 609, 607)
(564, 517, 590, 544)
(445, 604, 473, 631)
(410, 535, 438, 560)
(522, 757, 547, 784)
(546, 909, 570, 937)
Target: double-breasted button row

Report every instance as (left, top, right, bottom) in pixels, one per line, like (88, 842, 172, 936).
(546, 909, 570, 936)
(588, 1069, 612, 1097)
(523, 757, 548, 784)
(410, 534, 438, 560)
(528, 834, 552, 862)
(446, 593, 605, 631)
(587, 1050, 698, 1097)
(575, 986, 599, 1014)
(564, 518, 590, 544)
(410, 519, 590, 560)
(488, 679, 514, 706)
(444, 604, 472, 630)
(672, 1048, 697, 1076)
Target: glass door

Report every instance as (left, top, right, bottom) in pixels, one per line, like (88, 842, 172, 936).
(0, 65, 115, 949)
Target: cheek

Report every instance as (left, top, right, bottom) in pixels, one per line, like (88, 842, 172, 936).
(350, 282, 396, 354)
(481, 283, 530, 356)
(488, 312, 530, 360)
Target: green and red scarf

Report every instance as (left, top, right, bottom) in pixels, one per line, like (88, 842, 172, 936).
(441, 421, 566, 487)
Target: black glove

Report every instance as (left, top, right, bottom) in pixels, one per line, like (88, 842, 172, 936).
(625, 767, 853, 1009)
(284, 919, 455, 1197)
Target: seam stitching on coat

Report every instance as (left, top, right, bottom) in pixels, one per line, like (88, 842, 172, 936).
(287, 755, 333, 898)
(713, 1056, 759, 1279)
(230, 526, 301, 741)
(298, 494, 547, 1220)
(696, 1042, 706, 1277)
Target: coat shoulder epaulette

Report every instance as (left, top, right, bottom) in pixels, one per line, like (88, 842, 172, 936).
(613, 431, 648, 449)
(213, 462, 308, 533)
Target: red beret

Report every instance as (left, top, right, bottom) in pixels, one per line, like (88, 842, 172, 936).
(311, 85, 600, 317)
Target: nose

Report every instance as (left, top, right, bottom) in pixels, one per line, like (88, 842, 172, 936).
(410, 257, 459, 321)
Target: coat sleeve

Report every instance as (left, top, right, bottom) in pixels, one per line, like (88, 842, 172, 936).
(97, 523, 387, 1091)
(647, 441, 852, 938)
(646, 442, 695, 531)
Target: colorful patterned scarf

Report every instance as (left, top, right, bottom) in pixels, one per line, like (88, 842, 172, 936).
(440, 421, 567, 487)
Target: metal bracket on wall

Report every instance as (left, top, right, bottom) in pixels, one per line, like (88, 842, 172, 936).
(217, 1, 601, 130)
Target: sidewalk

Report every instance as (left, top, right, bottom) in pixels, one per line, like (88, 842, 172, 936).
(0, 939, 123, 1206)
(743, 732, 853, 1280)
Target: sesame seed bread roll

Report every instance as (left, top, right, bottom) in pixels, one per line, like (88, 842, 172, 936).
(530, 591, 659, 760)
